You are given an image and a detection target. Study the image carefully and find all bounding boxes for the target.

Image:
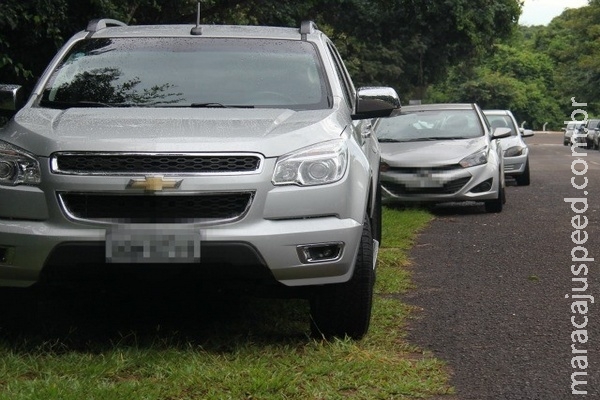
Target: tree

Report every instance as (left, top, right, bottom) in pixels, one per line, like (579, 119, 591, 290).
(0, 0, 522, 104)
(429, 41, 564, 129)
(533, 3, 600, 116)
(0, 0, 68, 84)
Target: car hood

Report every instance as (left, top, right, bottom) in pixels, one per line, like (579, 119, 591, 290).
(1, 107, 345, 157)
(380, 137, 487, 167)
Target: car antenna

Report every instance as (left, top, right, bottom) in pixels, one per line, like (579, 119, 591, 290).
(190, 1, 203, 35)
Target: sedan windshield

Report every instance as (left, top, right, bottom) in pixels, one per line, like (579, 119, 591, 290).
(485, 114, 517, 136)
(376, 109, 483, 142)
(40, 38, 329, 110)
(567, 122, 584, 130)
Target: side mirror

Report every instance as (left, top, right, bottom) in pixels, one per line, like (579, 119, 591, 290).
(492, 127, 511, 139)
(352, 87, 401, 120)
(520, 128, 534, 137)
(0, 84, 25, 118)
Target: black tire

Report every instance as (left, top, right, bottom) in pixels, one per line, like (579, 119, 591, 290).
(309, 216, 375, 340)
(515, 160, 531, 186)
(372, 183, 383, 247)
(484, 175, 504, 213)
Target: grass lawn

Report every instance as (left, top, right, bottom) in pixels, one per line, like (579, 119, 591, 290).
(0, 207, 453, 399)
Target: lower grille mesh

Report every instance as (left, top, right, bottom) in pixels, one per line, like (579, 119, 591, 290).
(382, 177, 470, 195)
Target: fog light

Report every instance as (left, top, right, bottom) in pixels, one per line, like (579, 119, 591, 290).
(0, 246, 15, 265)
(471, 178, 493, 193)
(297, 242, 343, 263)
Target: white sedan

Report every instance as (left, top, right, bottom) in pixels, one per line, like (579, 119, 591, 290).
(375, 103, 511, 213)
(483, 109, 534, 186)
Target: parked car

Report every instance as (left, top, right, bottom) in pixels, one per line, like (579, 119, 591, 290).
(583, 119, 600, 149)
(374, 103, 511, 213)
(483, 109, 533, 186)
(563, 121, 586, 146)
(0, 18, 401, 339)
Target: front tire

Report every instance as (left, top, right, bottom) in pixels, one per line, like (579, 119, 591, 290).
(484, 174, 504, 213)
(309, 216, 375, 340)
(372, 183, 383, 247)
(515, 160, 531, 186)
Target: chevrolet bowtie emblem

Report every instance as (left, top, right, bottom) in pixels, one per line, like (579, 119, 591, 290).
(127, 176, 183, 191)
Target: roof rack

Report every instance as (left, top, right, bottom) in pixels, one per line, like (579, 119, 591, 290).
(86, 18, 128, 33)
(300, 20, 318, 40)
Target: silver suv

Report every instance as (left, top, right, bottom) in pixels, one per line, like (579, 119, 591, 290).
(0, 19, 400, 338)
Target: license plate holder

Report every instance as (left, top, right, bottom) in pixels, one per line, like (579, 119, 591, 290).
(106, 226, 201, 264)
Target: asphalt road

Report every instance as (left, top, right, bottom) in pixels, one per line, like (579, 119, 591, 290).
(403, 132, 599, 399)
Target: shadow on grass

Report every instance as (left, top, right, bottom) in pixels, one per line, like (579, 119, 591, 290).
(0, 283, 312, 353)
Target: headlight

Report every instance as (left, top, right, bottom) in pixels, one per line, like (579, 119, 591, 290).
(273, 139, 348, 186)
(0, 140, 41, 186)
(504, 146, 525, 157)
(459, 147, 488, 168)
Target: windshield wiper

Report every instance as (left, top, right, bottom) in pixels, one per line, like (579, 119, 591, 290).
(190, 102, 254, 109)
(378, 138, 439, 143)
(378, 138, 404, 143)
(40, 100, 137, 109)
(399, 138, 444, 142)
(403, 137, 472, 141)
(40, 100, 109, 109)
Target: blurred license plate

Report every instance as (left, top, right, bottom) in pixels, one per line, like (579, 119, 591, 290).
(406, 177, 444, 188)
(417, 178, 443, 188)
(106, 226, 201, 263)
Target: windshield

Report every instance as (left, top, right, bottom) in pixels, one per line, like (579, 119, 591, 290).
(40, 38, 330, 110)
(376, 109, 483, 142)
(485, 114, 518, 136)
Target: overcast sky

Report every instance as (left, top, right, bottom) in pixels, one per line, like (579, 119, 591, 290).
(519, 0, 589, 25)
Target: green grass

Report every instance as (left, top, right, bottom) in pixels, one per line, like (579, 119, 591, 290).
(0, 206, 452, 399)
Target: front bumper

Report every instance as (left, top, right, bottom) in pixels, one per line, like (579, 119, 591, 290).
(0, 153, 372, 288)
(503, 154, 528, 175)
(380, 162, 501, 204)
(0, 216, 363, 288)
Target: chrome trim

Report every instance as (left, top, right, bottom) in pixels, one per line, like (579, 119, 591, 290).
(296, 242, 344, 264)
(57, 191, 255, 225)
(50, 152, 265, 176)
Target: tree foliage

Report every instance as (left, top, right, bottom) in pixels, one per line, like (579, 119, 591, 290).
(428, 1, 600, 130)
(429, 42, 563, 128)
(533, 4, 600, 117)
(0, 0, 521, 103)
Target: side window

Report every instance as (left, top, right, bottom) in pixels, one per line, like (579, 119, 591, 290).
(326, 41, 356, 110)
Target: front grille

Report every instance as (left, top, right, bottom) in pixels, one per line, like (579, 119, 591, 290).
(52, 153, 262, 175)
(59, 192, 253, 223)
(388, 164, 462, 174)
(383, 177, 470, 195)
